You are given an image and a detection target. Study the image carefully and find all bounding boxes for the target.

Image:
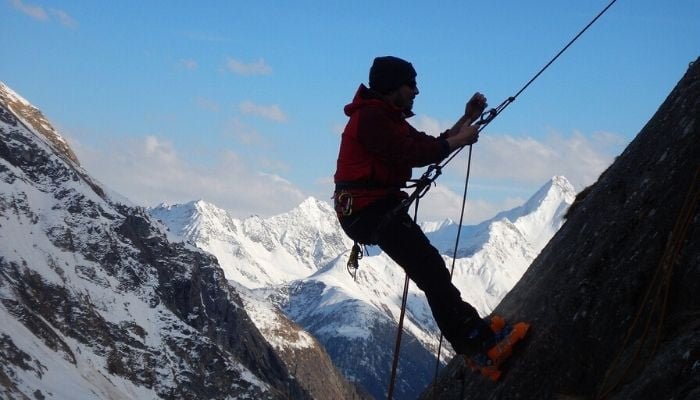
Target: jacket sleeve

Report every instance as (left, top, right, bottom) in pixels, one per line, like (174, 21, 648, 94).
(356, 107, 450, 167)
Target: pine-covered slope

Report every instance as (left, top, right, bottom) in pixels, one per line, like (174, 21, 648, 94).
(422, 57, 700, 400)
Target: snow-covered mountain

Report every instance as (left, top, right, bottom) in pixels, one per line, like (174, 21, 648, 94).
(152, 176, 575, 399)
(0, 82, 364, 400)
(150, 198, 352, 289)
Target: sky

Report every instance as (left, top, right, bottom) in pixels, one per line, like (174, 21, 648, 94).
(2, 0, 698, 223)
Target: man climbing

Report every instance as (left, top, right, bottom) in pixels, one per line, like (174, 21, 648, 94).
(333, 56, 526, 378)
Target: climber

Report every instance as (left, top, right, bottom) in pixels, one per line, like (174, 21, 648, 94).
(332, 55, 510, 360)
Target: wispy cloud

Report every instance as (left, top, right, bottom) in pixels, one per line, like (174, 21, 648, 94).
(183, 31, 229, 42)
(10, 0, 78, 29)
(69, 135, 306, 218)
(410, 128, 627, 223)
(411, 114, 451, 136)
(239, 100, 287, 123)
(416, 184, 524, 225)
(225, 57, 272, 76)
(224, 117, 267, 146)
(469, 130, 624, 187)
(195, 96, 220, 112)
(10, 0, 48, 20)
(411, 113, 624, 192)
(50, 8, 78, 29)
(179, 59, 198, 71)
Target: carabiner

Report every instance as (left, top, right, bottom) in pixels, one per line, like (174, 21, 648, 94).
(478, 108, 498, 125)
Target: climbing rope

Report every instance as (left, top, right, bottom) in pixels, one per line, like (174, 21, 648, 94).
(382, 1, 621, 398)
(431, 146, 475, 400)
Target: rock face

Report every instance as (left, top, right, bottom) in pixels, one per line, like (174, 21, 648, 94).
(422, 59, 700, 399)
(233, 282, 371, 400)
(0, 82, 78, 164)
(0, 84, 315, 399)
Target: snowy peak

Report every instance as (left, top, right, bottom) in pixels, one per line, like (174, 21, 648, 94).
(296, 196, 334, 218)
(0, 81, 79, 164)
(493, 175, 576, 222)
(151, 197, 352, 289)
(493, 176, 576, 249)
(151, 199, 236, 242)
(426, 176, 574, 257)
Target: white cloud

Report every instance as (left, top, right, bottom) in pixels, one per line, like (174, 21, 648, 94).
(50, 8, 78, 29)
(68, 135, 306, 218)
(225, 57, 272, 76)
(416, 184, 524, 224)
(10, 0, 48, 20)
(65, 124, 626, 225)
(405, 129, 627, 223)
(183, 31, 229, 42)
(410, 115, 625, 192)
(239, 100, 287, 123)
(195, 96, 219, 112)
(468, 130, 625, 188)
(411, 114, 451, 136)
(10, 1, 78, 29)
(224, 117, 268, 146)
(179, 59, 198, 71)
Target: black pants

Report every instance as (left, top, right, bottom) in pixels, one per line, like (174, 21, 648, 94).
(338, 196, 492, 355)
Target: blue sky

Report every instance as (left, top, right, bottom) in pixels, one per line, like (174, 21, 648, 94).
(2, 0, 698, 222)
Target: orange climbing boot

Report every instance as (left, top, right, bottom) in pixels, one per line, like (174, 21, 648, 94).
(464, 316, 530, 382)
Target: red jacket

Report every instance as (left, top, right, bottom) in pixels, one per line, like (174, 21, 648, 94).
(334, 84, 451, 212)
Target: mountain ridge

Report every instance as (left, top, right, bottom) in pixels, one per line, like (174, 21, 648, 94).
(1, 78, 576, 400)
(0, 82, 365, 400)
(153, 175, 574, 399)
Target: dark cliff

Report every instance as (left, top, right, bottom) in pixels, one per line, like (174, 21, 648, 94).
(423, 58, 699, 399)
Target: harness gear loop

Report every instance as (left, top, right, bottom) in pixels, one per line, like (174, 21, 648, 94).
(333, 190, 353, 216)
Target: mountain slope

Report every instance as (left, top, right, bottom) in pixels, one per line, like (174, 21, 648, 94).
(232, 281, 370, 400)
(0, 83, 312, 399)
(272, 177, 574, 399)
(150, 198, 352, 289)
(422, 57, 700, 400)
(153, 175, 574, 399)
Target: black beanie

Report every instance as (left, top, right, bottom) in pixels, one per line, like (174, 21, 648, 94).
(369, 56, 417, 94)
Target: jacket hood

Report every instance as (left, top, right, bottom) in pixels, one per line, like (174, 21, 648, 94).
(343, 84, 414, 118)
